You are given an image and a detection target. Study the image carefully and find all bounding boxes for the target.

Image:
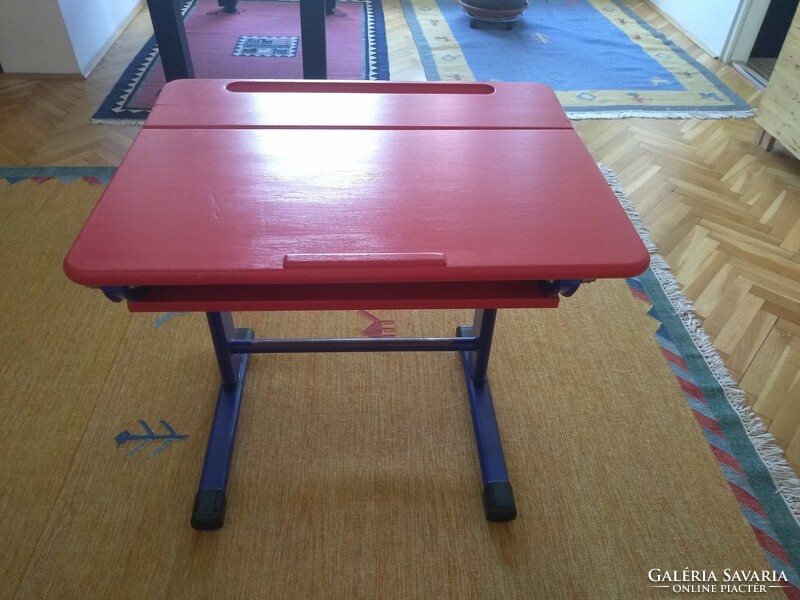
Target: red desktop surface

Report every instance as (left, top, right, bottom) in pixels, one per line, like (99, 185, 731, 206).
(64, 81, 649, 311)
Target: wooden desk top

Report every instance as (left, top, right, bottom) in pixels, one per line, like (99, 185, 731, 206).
(64, 81, 648, 311)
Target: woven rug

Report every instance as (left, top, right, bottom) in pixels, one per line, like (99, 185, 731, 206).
(2, 167, 799, 598)
(92, 0, 389, 124)
(401, 0, 753, 119)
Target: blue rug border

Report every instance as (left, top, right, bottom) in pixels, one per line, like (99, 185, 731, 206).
(92, 0, 197, 123)
(636, 266, 800, 574)
(402, 0, 751, 115)
(400, 0, 438, 80)
(0, 166, 116, 184)
(93, 0, 390, 123)
(365, 0, 390, 81)
(91, 28, 157, 122)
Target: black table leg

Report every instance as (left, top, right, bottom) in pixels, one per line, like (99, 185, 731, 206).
(300, 0, 328, 79)
(145, 0, 194, 81)
(218, 0, 239, 12)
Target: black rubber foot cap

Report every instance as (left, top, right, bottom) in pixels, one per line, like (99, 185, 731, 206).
(483, 482, 517, 521)
(191, 489, 226, 530)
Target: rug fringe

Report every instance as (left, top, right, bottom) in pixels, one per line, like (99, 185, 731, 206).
(599, 163, 800, 527)
(570, 109, 755, 120)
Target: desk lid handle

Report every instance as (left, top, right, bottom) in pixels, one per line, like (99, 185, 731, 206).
(283, 253, 447, 268)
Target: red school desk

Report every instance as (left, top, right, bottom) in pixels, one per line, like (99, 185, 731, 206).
(64, 80, 649, 530)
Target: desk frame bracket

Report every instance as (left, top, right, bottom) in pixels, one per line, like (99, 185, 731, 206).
(190, 309, 515, 530)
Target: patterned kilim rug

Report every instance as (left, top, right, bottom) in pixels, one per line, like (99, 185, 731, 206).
(401, 0, 753, 119)
(2, 167, 800, 597)
(92, 0, 389, 124)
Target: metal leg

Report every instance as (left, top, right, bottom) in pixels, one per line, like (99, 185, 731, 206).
(300, 0, 327, 79)
(190, 309, 514, 529)
(190, 312, 254, 530)
(469, 309, 496, 384)
(457, 309, 517, 521)
(145, 0, 194, 81)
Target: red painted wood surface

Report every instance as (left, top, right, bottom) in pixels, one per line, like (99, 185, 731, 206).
(64, 128, 649, 290)
(145, 80, 573, 130)
(64, 81, 649, 311)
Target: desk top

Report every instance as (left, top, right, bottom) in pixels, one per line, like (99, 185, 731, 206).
(64, 81, 649, 310)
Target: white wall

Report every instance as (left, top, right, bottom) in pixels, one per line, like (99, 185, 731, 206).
(648, 0, 744, 57)
(58, 0, 143, 74)
(0, 0, 79, 74)
(0, 0, 142, 75)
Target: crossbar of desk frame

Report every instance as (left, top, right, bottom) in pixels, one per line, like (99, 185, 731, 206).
(229, 336, 479, 354)
(190, 308, 516, 530)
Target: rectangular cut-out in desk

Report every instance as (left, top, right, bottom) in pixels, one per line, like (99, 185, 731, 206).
(145, 80, 573, 130)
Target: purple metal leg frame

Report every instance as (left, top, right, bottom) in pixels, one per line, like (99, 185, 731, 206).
(192, 308, 515, 530)
(457, 309, 516, 521)
(190, 312, 254, 530)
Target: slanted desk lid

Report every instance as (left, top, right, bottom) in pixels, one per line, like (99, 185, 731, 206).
(64, 127, 649, 288)
(144, 80, 573, 131)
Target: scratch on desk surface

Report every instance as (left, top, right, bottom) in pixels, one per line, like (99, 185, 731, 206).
(209, 194, 221, 221)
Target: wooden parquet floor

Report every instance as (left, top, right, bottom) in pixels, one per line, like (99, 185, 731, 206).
(1, 0, 799, 469)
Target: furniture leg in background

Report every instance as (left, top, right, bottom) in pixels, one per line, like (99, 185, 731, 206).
(146, 0, 328, 81)
(757, 128, 776, 152)
(300, 0, 328, 78)
(145, 0, 194, 81)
